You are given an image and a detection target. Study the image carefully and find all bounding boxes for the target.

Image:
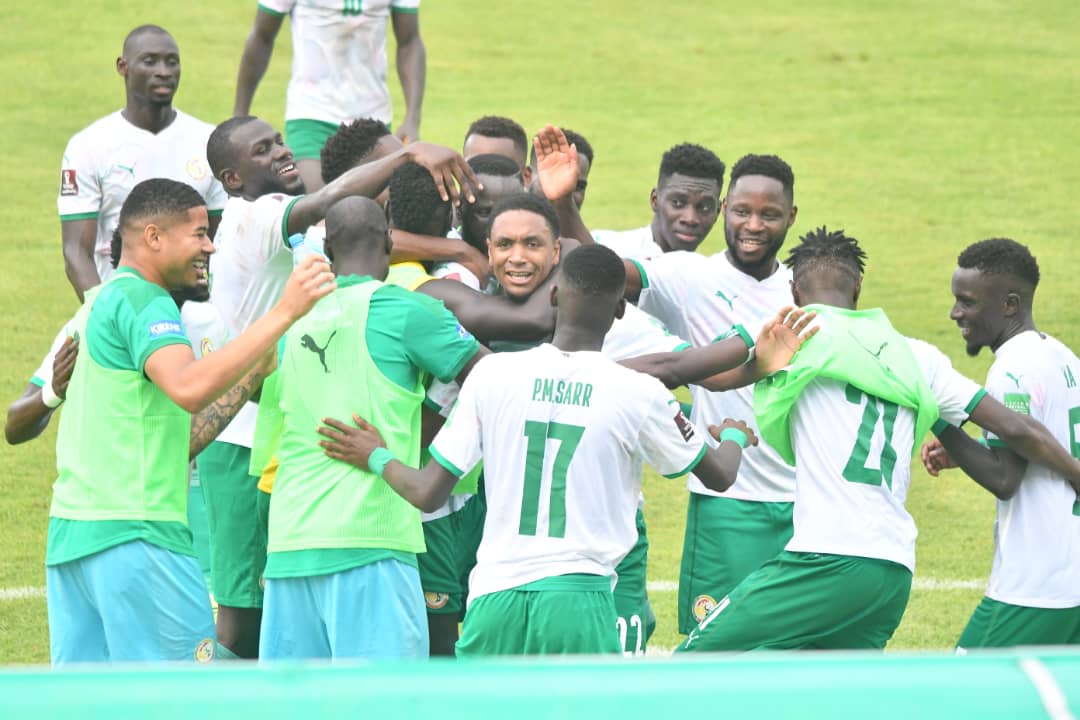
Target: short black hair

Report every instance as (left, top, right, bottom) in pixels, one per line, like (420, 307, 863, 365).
(729, 154, 794, 199)
(122, 24, 173, 56)
(528, 128, 594, 166)
(320, 118, 392, 183)
(468, 153, 522, 179)
(465, 116, 528, 158)
(785, 226, 867, 284)
(560, 244, 626, 297)
(207, 116, 257, 179)
(110, 227, 122, 269)
(957, 238, 1040, 289)
(658, 143, 725, 189)
(388, 162, 450, 235)
(118, 178, 206, 233)
(488, 192, 560, 242)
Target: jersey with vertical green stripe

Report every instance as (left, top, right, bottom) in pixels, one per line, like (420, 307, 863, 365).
(48, 268, 194, 566)
(261, 274, 479, 578)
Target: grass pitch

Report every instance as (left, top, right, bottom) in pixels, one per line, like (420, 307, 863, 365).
(2, 0, 1079, 663)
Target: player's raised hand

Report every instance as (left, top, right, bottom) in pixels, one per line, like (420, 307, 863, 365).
(318, 414, 387, 470)
(51, 335, 79, 400)
(920, 438, 957, 477)
(754, 306, 819, 376)
(278, 254, 336, 321)
(708, 419, 759, 447)
(404, 142, 482, 206)
(533, 125, 579, 203)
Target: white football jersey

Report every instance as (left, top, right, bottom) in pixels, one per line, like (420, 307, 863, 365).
(982, 331, 1080, 607)
(638, 250, 796, 501)
(785, 337, 984, 572)
(430, 344, 706, 602)
(593, 225, 663, 260)
(58, 110, 227, 280)
(259, 0, 421, 125)
(31, 319, 75, 391)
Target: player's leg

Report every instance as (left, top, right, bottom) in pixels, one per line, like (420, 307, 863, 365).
(678, 495, 794, 634)
(613, 507, 652, 656)
(957, 598, 1080, 650)
(94, 540, 216, 662)
(677, 551, 911, 652)
(523, 587, 622, 655)
(321, 559, 428, 660)
(284, 119, 339, 193)
(196, 442, 267, 658)
(46, 560, 108, 664)
(259, 575, 331, 660)
(419, 500, 468, 656)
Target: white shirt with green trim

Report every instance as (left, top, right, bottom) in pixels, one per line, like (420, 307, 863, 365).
(258, 0, 420, 126)
(637, 250, 796, 502)
(983, 331, 1080, 608)
(58, 110, 226, 281)
(31, 320, 75, 391)
(430, 344, 705, 602)
(209, 193, 300, 446)
(593, 225, 663, 260)
(785, 338, 984, 572)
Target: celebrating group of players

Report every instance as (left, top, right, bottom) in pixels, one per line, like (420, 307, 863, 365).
(7, 11, 1080, 667)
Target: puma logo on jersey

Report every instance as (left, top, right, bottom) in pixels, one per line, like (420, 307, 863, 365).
(300, 331, 336, 373)
(116, 163, 135, 176)
(871, 341, 889, 358)
(1005, 372, 1024, 388)
(715, 290, 738, 310)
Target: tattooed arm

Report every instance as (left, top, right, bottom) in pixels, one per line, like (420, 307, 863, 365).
(189, 351, 275, 459)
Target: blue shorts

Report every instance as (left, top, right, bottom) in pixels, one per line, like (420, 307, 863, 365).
(46, 540, 216, 665)
(260, 559, 428, 660)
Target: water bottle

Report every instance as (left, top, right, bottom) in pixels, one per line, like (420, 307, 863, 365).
(287, 232, 327, 267)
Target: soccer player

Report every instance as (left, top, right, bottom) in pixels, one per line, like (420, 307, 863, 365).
(318, 244, 760, 656)
(462, 115, 529, 171)
(45, 179, 332, 664)
(678, 228, 1080, 652)
(527, 128, 593, 210)
(592, 143, 724, 258)
(256, 196, 487, 660)
(60, 25, 226, 300)
(234, 0, 426, 192)
(619, 153, 801, 635)
(921, 238, 1080, 648)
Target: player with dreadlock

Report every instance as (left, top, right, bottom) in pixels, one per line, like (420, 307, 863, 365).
(678, 227, 1080, 652)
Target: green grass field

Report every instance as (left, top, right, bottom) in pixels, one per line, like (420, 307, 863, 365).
(2, 0, 1079, 663)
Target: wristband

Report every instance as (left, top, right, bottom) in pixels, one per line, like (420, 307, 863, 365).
(368, 447, 396, 478)
(41, 382, 63, 409)
(718, 427, 748, 449)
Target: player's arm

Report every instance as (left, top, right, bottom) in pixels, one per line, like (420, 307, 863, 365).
(389, 230, 489, 281)
(416, 277, 556, 343)
(622, 307, 816, 389)
(5, 335, 78, 445)
(318, 414, 458, 512)
(189, 349, 276, 458)
(145, 256, 334, 413)
(286, 143, 481, 235)
(233, 6, 286, 117)
(533, 125, 592, 246)
(694, 420, 759, 492)
(62, 219, 100, 301)
(921, 423, 1026, 500)
(622, 260, 644, 302)
(391, 9, 425, 143)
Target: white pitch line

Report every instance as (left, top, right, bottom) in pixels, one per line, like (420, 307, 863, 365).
(646, 578, 986, 594)
(0, 586, 46, 601)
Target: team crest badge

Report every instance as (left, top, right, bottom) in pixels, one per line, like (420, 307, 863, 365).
(692, 594, 717, 622)
(194, 638, 216, 663)
(201, 337, 214, 356)
(60, 169, 78, 196)
(186, 157, 209, 181)
(425, 591, 449, 610)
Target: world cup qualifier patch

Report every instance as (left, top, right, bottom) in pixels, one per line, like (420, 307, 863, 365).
(60, 169, 78, 196)
(674, 410, 695, 442)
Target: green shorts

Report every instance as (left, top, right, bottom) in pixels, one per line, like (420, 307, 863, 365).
(195, 442, 267, 609)
(284, 118, 340, 160)
(957, 597, 1080, 649)
(677, 551, 912, 652)
(456, 575, 620, 657)
(418, 492, 486, 617)
(613, 508, 655, 655)
(678, 494, 794, 634)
